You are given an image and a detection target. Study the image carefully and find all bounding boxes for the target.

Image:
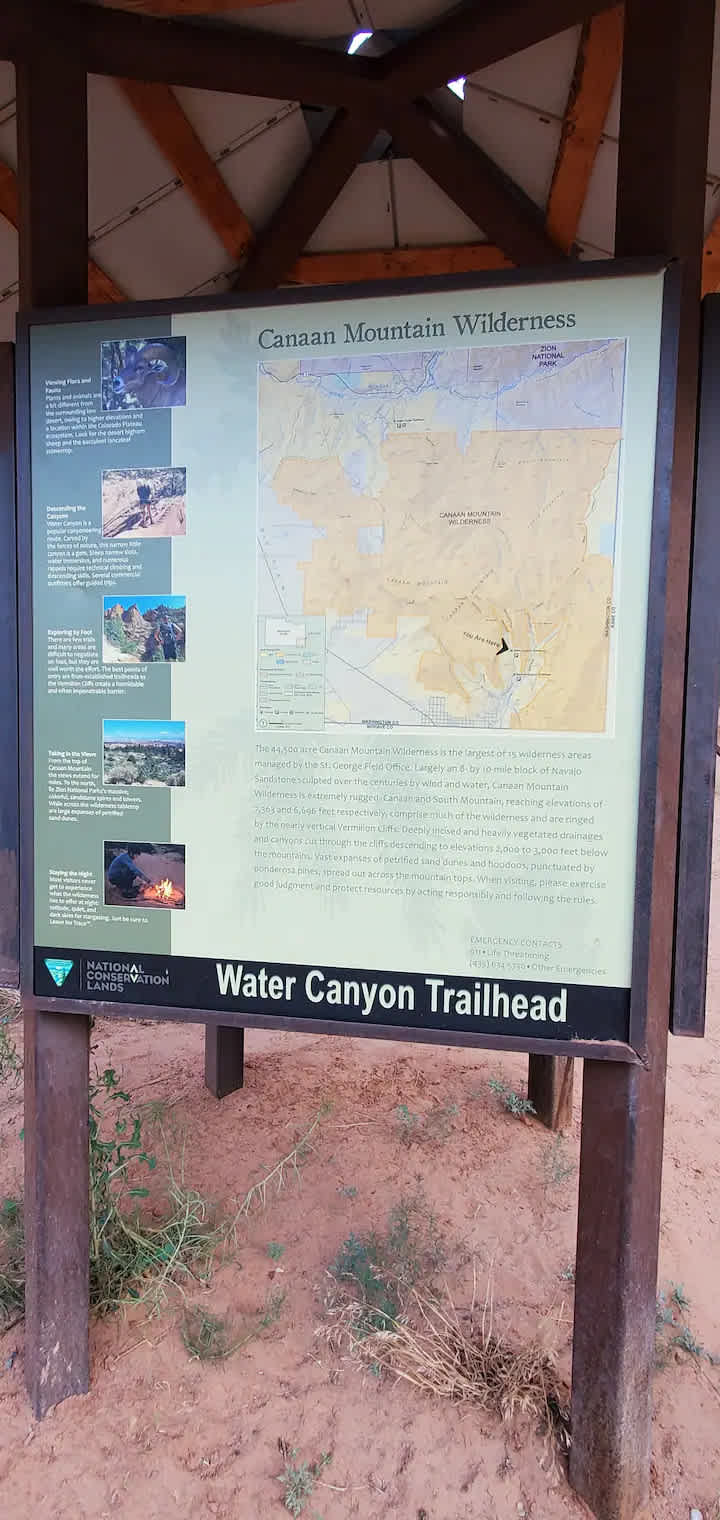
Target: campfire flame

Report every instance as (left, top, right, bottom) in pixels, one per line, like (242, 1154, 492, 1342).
(142, 876, 184, 907)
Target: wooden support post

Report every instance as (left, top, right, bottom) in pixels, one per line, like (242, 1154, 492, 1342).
(569, 2, 714, 1516)
(204, 1024, 245, 1100)
(17, 48, 92, 1419)
(24, 1012, 90, 1414)
(527, 1054, 573, 1131)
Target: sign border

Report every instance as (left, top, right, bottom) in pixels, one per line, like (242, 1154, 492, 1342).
(16, 257, 681, 1062)
(0, 343, 17, 989)
(671, 293, 720, 1035)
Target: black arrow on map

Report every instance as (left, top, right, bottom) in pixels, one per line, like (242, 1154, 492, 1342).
(497, 636, 509, 655)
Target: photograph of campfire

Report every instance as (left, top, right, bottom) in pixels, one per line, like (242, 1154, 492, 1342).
(103, 841, 186, 911)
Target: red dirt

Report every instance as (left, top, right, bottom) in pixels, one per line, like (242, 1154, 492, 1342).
(1, 812, 720, 1519)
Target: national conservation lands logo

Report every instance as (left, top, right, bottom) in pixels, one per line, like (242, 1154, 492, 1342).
(44, 957, 74, 988)
(36, 948, 176, 1009)
(83, 959, 171, 996)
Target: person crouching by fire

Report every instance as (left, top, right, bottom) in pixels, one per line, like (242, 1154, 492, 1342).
(107, 846, 151, 899)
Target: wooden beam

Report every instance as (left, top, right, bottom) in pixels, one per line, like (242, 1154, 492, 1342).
(379, 0, 612, 100)
(235, 109, 379, 291)
(528, 1053, 574, 1131)
(0, 0, 615, 115)
(702, 213, 720, 294)
(290, 243, 513, 284)
(0, 160, 18, 225)
(17, 42, 93, 310)
(546, 6, 624, 253)
(205, 1024, 245, 1099)
(87, 260, 126, 303)
(98, 0, 295, 11)
(1, 1, 383, 110)
(570, 0, 714, 1515)
(0, 156, 124, 303)
(118, 79, 252, 260)
(17, 43, 92, 1419)
(386, 100, 566, 268)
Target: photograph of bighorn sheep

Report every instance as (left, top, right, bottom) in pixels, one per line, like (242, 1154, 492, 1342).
(101, 336, 187, 410)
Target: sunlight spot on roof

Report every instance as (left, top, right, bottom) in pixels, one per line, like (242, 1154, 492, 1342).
(447, 77, 466, 99)
(348, 30, 373, 54)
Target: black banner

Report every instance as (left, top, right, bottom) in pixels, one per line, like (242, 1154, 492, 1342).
(35, 945, 630, 1044)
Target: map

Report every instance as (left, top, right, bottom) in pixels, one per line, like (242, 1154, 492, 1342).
(256, 338, 626, 733)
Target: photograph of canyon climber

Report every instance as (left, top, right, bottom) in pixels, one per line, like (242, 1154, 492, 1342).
(103, 841, 186, 909)
(101, 466, 187, 540)
(103, 595, 186, 664)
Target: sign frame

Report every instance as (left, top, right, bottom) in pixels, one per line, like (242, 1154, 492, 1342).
(671, 292, 720, 1034)
(16, 257, 682, 1064)
(0, 343, 18, 989)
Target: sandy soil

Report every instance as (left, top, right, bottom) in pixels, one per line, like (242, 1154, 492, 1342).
(127, 498, 186, 539)
(1, 819, 720, 1518)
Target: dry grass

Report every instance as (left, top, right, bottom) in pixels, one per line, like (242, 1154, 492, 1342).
(367, 1291, 568, 1438)
(231, 1105, 330, 1225)
(330, 1264, 571, 1462)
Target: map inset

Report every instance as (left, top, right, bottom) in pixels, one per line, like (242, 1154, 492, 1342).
(257, 338, 626, 733)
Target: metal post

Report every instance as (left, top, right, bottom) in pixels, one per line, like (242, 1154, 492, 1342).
(17, 47, 92, 1418)
(204, 1023, 245, 1099)
(569, 1, 714, 1515)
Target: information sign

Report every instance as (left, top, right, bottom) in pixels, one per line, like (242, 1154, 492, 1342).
(18, 264, 678, 1056)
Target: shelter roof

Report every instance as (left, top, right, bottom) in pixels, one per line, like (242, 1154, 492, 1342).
(0, 0, 719, 333)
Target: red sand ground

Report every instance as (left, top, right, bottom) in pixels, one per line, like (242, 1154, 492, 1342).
(1, 811, 719, 1519)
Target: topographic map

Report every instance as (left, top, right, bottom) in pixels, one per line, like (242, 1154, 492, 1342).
(256, 338, 626, 734)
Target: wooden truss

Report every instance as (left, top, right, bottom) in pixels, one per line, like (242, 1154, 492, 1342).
(15, 0, 717, 297)
(0, 0, 642, 299)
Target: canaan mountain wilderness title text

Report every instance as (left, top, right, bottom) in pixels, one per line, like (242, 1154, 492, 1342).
(257, 309, 578, 350)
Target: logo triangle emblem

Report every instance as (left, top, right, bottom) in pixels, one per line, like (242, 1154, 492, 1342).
(44, 958, 74, 988)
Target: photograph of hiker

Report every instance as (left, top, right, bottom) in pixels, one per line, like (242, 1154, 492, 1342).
(103, 595, 186, 664)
